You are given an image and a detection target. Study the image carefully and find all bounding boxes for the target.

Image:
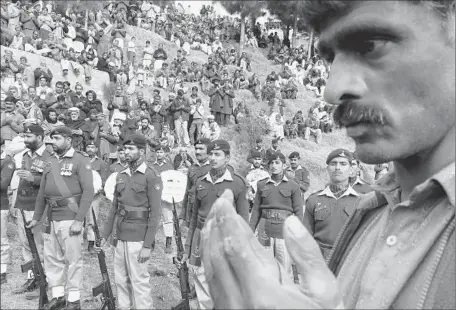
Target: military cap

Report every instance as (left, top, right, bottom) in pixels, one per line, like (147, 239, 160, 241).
(289, 151, 300, 159)
(255, 138, 262, 143)
(208, 139, 230, 153)
(50, 126, 73, 138)
(4, 96, 15, 103)
(194, 138, 211, 147)
(251, 150, 263, 159)
(86, 140, 97, 147)
(155, 144, 167, 152)
(326, 148, 353, 164)
(68, 107, 80, 113)
(123, 134, 147, 149)
(267, 151, 286, 164)
(24, 124, 44, 137)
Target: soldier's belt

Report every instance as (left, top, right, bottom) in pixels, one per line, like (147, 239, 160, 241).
(261, 210, 292, 221)
(196, 215, 205, 230)
(46, 195, 81, 209)
(117, 203, 149, 220)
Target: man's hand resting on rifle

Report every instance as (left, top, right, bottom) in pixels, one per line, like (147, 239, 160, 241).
(201, 189, 344, 309)
(94, 238, 107, 253)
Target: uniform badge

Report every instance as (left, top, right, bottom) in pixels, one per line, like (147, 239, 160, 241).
(315, 203, 330, 221)
(86, 164, 92, 170)
(7, 163, 14, 169)
(197, 185, 204, 191)
(213, 143, 220, 150)
(155, 184, 161, 191)
(339, 152, 346, 158)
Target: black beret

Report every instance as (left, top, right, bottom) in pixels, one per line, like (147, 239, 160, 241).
(289, 151, 300, 159)
(4, 96, 15, 103)
(267, 152, 286, 164)
(117, 145, 125, 152)
(208, 139, 230, 153)
(23, 124, 44, 137)
(155, 145, 167, 152)
(123, 134, 147, 148)
(194, 138, 211, 147)
(50, 126, 72, 138)
(86, 140, 97, 147)
(251, 150, 262, 159)
(255, 138, 262, 143)
(326, 148, 353, 164)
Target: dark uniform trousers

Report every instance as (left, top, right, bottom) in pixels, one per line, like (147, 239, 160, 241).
(304, 186, 360, 261)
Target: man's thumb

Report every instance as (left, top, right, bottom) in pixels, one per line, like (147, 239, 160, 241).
(283, 216, 341, 308)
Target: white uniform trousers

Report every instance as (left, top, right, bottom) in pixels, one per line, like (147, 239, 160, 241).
(192, 264, 214, 310)
(86, 195, 102, 242)
(1, 210, 10, 274)
(114, 240, 154, 310)
(264, 237, 293, 280)
(44, 220, 83, 302)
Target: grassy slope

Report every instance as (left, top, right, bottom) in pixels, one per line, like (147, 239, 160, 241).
(1, 27, 359, 309)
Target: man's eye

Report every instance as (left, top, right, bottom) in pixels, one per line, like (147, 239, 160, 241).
(352, 39, 388, 57)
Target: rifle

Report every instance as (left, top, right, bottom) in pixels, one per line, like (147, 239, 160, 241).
(20, 210, 49, 309)
(292, 263, 300, 284)
(171, 198, 190, 310)
(91, 208, 116, 310)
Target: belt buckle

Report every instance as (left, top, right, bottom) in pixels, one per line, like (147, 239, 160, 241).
(119, 209, 126, 217)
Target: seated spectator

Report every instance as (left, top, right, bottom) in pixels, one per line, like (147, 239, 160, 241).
(201, 115, 220, 141)
(284, 120, 298, 139)
(303, 108, 323, 144)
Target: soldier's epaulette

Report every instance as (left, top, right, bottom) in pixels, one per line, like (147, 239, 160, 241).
(232, 170, 248, 186)
(75, 150, 90, 157)
(147, 164, 159, 177)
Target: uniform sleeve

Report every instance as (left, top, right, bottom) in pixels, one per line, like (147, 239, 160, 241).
(102, 181, 119, 239)
(33, 169, 47, 221)
(235, 179, 249, 223)
(291, 183, 304, 222)
(249, 185, 262, 231)
(75, 156, 95, 222)
(0, 159, 15, 191)
(143, 171, 163, 248)
(303, 196, 316, 235)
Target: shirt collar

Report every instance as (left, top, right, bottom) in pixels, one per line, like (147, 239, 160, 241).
(27, 143, 46, 157)
(56, 148, 75, 159)
(120, 162, 147, 176)
(353, 176, 366, 185)
(372, 162, 455, 209)
(202, 169, 233, 184)
(287, 165, 302, 171)
(250, 164, 265, 170)
(90, 156, 99, 162)
(266, 175, 289, 185)
(116, 161, 128, 167)
(196, 159, 210, 167)
(318, 186, 360, 199)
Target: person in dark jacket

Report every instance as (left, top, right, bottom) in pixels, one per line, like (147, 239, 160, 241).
(208, 77, 224, 126)
(81, 90, 103, 117)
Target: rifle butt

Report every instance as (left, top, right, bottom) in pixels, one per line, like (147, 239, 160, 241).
(21, 260, 33, 273)
(92, 282, 104, 297)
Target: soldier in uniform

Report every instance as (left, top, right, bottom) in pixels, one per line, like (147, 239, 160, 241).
(27, 126, 94, 310)
(84, 140, 110, 254)
(180, 138, 211, 227)
(285, 151, 311, 195)
(245, 150, 269, 211)
(249, 152, 303, 279)
(303, 149, 360, 260)
(109, 146, 129, 174)
(152, 145, 174, 254)
(1, 137, 15, 284)
(350, 156, 373, 194)
(97, 134, 162, 310)
(180, 139, 249, 310)
(11, 124, 53, 296)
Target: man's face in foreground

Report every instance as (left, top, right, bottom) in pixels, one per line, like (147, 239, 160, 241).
(319, 1, 455, 164)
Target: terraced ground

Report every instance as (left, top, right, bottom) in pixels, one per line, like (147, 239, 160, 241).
(0, 26, 361, 309)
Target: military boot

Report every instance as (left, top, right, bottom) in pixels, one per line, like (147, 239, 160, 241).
(44, 297, 66, 310)
(165, 237, 172, 254)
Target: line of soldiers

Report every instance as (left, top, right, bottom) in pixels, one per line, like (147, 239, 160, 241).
(0, 122, 374, 310)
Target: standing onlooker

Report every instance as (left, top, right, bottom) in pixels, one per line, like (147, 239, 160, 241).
(221, 82, 234, 126)
(1, 96, 25, 146)
(208, 77, 223, 125)
(170, 89, 191, 147)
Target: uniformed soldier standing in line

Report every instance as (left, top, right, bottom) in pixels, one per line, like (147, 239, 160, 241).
(249, 152, 303, 279)
(180, 138, 211, 227)
(349, 156, 373, 194)
(180, 139, 249, 310)
(11, 124, 53, 296)
(84, 140, 110, 255)
(109, 146, 129, 174)
(97, 134, 162, 310)
(285, 151, 311, 195)
(1, 137, 15, 284)
(152, 145, 174, 254)
(27, 126, 94, 310)
(245, 151, 269, 211)
(303, 149, 360, 261)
